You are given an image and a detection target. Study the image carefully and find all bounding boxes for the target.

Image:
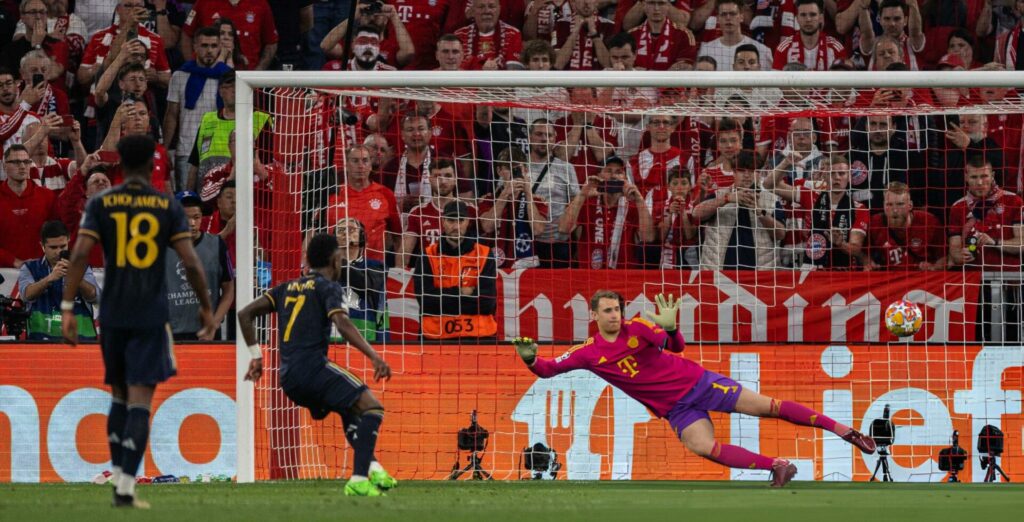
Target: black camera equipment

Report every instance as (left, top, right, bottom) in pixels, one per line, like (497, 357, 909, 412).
(448, 410, 492, 480)
(521, 442, 562, 480)
(978, 425, 1009, 483)
(361, 0, 383, 16)
(869, 404, 895, 482)
(937, 430, 967, 482)
(0, 295, 31, 338)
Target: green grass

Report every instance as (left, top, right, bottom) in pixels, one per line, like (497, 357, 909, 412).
(2, 480, 1022, 522)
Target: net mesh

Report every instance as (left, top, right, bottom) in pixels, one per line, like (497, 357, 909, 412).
(241, 79, 1023, 482)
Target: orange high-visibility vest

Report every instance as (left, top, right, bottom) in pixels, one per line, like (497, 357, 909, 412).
(420, 242, 498, 339)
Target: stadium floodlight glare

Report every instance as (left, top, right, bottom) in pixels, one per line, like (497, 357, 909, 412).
(233, 69, 1024, 483)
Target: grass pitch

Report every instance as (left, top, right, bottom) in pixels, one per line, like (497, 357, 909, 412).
(2, 480, 1021, 522)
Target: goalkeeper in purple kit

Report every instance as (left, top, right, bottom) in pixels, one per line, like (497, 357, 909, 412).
(512, 290, 876, 487)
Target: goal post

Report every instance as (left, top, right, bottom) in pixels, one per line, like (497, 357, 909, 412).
(234, 71, 1024, 484)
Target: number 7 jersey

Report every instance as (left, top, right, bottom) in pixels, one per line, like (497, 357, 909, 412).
(265, 273, 349, 377)
(79, 181, 190, 328)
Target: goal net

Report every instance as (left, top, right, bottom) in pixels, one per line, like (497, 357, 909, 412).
(234, 71, 1024, 483)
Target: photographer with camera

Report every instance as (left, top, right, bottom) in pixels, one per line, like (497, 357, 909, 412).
(558, 155, 655, 269)
(17, 220, 98, 341)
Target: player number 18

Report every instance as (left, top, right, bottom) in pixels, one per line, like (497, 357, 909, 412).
(111, 212, 160, 269)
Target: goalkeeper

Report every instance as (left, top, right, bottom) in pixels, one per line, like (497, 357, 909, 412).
(512, 289, 876, 487)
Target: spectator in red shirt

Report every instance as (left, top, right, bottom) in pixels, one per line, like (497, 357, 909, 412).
(630, 0, 698, 70)
(618, 0, 692, 32)
(555, 88, 618, 182)
(995, 0, 1024, 70)
(559, 155, 656, 269)
(948, 155, 1023, 270)
(388, 0, 462, 70)
(946, 28, 979, 70)
(764, 153, 873, 270)
(319, 3, 415, 70)
(631, 114, 683, 204)
(455, 0, 524, 70)
(182, 0, 279, 70)
(869, 181, 947, 270)
(773, 0, 846, 70)
(476, 146, 549, 269)
(703, 117, 744, 190)
(363, 132, 394, 180)
(77, 1, 171, 88)
(398, 158, 468, 269)
(435, 33, 466, 70)
(0, 144, 58, 268)
(653, 166, 699, 268)
(0, 0, 70, 79)
(380, 114, 434, 212)
(862, 0, 926, 71)
(325, 144, 402, 263)
(56, 154, 111, 268)
(98, 100, 171, 192)
(26, 113, 83, 192)
(551, 0, 613, 70)
(0, 69, 44, 165)
(17, 51, 70, 146)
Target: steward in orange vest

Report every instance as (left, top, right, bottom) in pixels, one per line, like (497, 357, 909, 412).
(415, 201, 498, 339)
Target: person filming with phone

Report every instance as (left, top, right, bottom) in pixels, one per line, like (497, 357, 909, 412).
(17, 220, 99, 341)
(559, 155, 655, 269)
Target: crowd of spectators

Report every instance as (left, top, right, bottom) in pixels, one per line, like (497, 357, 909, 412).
(0, 0, 1022, 339)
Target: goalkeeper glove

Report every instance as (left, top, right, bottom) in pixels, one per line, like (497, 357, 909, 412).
(644, 293, 680, 332)
(512, 337, 538, 365)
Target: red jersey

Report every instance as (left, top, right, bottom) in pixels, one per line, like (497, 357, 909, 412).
(629, 147, 683, 202)
(56, 171, 104, 267)
(554, 114, 618, 183)
(202, 209, 236, 266)
(574, 196, 644, 269)
(948, 188, 1023, 270)
(446, 0, 526, 33)
(107, 143, 171, 193)
(772, 32, 846, 70)
(455, 22, 523, 70)
(183, 0, 279, 70)
(392, 0, 461, 70)
(869, 210, 946, 269)
(0, 181, 58, 267)
(81, 24, 171, 74)
(552, 15, 615, 70)
(630, 21, 698, 70)
(326, 182, 402, 262)
(254, 164, 304, 282)
(651, 187, 698, 249)
(614, 0, 692, 33)
(406, 199, 446, 254)
(986, 113, 1023, 194)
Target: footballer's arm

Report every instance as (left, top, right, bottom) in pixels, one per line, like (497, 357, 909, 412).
(238, 295, 274, 382)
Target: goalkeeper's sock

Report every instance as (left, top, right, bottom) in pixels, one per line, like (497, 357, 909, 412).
(107, 398, 127, 485)
(351, 409, 384, 477)
(775, 400, 846, 434)
(341, 411, 377, 463)
(116, 404, 151, 496)
(707, 441, 774, 471)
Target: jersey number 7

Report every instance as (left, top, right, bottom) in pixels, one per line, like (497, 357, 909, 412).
(283, 295, 307, 342)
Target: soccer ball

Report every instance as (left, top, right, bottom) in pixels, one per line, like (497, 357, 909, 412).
(885, 300, 923, 338)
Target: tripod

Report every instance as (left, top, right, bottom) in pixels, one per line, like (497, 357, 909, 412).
(871, 445, 893, 482)
(982, 453, 1010, 483)
(449, 451, 493, 480)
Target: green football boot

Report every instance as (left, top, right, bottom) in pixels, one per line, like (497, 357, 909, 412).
(344, 479, 384, 497)
(370, 469, 398, 490)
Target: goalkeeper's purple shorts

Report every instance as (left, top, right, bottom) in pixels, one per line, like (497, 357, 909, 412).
(666, 370, 743, 438)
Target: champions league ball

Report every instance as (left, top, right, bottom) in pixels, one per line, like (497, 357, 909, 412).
(885, 300, 923, 338)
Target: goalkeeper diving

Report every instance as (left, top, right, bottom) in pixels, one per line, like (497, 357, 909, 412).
(512, 290, 876, 487)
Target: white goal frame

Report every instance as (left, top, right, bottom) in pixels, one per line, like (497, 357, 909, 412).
(233, 70, 1024, 483)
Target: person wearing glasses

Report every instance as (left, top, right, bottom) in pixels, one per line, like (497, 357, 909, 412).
(0, 144, 58, 268)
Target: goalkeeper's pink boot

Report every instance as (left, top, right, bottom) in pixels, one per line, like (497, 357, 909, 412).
(770, 459, 797, 488)
(841, 429, 877, 454)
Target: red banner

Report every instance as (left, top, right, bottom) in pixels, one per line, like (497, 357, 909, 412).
(387, 270, 982, 343)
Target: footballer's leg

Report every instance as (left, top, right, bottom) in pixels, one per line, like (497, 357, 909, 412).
(736, 388, 876, 454)
(113, 384, 154, 509)
(339, 409, 396, 490)
(107, 384, 127, 503)
(343, 390, 389, 496)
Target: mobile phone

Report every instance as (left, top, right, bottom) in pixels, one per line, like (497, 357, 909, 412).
(31, 73, 45, 87)
(98, 150, 120, 164)
(60, 115, 75, 127)
(127, 27, 138, 41)
(601, 179, 624, 194)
